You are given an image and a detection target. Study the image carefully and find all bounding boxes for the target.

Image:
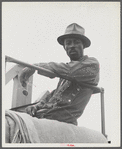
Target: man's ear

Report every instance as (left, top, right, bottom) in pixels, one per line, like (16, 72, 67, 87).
(83, 44, 85, 49)
(63, 45, 66, 50)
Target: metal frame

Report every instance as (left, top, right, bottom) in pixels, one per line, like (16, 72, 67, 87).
(100, 88, 107, 138)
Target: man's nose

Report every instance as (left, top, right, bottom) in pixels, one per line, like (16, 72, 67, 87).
(69, 42, 75, 48)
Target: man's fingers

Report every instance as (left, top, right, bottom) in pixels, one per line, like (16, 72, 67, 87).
(19, 68, 30, 85)
(31, 109, 36, 116)
(21, 68, 35, 83)
(19, 71, 27, 84)
(31, 106, 37, 116)
(25, 107, 32, 115)
(22, 81, 27, 87)
(24, 74, 29, 81)
(25, 106, 37, 117)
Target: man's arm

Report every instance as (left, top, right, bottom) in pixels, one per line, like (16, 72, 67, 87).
(37, 56, 99, 85)
(25, 90, 55, 116)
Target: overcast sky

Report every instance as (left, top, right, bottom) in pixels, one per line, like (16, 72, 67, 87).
(3, 2, 120, 146)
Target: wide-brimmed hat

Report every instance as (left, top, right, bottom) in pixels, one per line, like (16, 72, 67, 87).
(57, 23, 91, 48)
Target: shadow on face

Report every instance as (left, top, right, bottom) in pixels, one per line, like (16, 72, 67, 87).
(63, 37, 84, 61)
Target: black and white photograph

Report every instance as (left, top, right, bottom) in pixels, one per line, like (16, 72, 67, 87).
(3, 1, 120, 147)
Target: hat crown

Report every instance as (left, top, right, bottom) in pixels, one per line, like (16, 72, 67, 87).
(65, 23, 85, 36)
(57, 23, 91, 48)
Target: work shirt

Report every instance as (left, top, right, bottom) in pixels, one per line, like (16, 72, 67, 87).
(36, 55, 99, 125)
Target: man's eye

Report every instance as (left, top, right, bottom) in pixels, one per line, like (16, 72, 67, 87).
(75, 40, 81, 44)
(66, 42, 71, 45)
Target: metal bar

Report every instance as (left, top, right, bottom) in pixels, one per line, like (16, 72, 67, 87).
(100, 88, 107, 138)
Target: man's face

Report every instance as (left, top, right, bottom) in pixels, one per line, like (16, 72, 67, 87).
(64, 37, 84, 61)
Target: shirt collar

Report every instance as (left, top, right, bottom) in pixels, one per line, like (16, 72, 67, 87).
(69, 55, 88, 63)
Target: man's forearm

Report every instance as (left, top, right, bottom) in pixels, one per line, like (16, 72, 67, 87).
(34, 63, 57, 78)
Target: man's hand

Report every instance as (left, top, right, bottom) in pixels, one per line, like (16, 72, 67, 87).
(25, 102, 45, 116)
(42, 102, 54, 109)
(25, 105, 38, 117)
(19, 67, 35, 86)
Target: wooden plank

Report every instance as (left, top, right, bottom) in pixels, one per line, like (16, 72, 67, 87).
(11, 75, 33, 108)
(5, 64, 33, 108)
(5, 65, 24, 85)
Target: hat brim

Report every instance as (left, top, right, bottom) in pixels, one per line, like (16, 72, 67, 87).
(57, 34, 91, 48)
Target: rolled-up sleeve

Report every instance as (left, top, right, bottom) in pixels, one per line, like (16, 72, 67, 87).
(37, 56, 99, 84)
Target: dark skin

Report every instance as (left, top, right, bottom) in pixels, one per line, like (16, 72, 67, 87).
(64, 37, 84, 61)
(20, 37, 85, 116)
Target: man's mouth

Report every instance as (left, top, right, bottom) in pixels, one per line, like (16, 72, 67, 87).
(70, 50, 77, 54)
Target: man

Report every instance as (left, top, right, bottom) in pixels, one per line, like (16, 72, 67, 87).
(20, 23, 99, 126)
